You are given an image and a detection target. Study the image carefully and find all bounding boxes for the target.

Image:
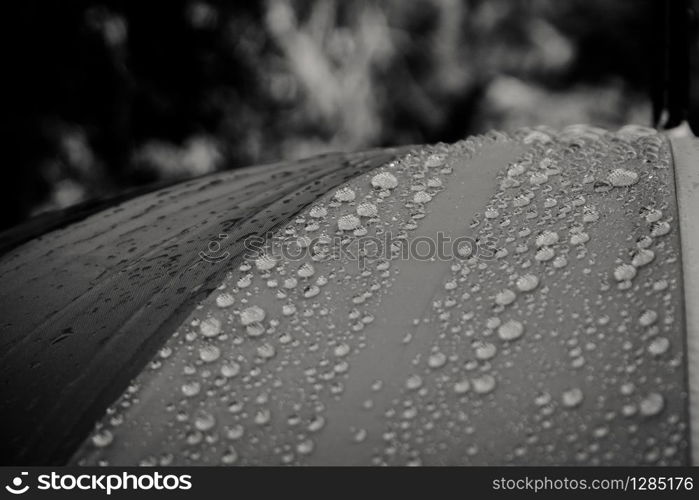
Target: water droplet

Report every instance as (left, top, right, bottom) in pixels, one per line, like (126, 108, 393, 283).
(371, 172, 398, 189)
(535, 247, 555, 262)
(472, 374, 497, 394)
(181, 381, 201, 397)
(334, 187, 356, 202)
(498, 320, 524, 341)
(613, 264, 637, 282)
(240, 306, 266, 326)
(297, 439, 315, 455)
(650, 221, 671, 237)
(453, 379, 470, 394)
(225, 424, 244, 440)
(353, 429, 367, 443)
(474, 341, 497, 360)
(648, 337, 670, 356)
(639, 393, 665, 417)
(639, 309, 658, 327)
(297, 263, 315, 278)
(513, 194, 532, 207)
(356, 202, 378, 217)
(199, 345, 221, 363)
(652, 279, 668, 291)
(530, 172, 549, 185)
(427, 352, 447, 369)
(534, 392, 551, 406)
(620, 383, 635, 396)
(536, 230, 559, 247)
(194, 410, 216, 431)
(254, 409, 271, 425)
(425, 153, 446, 168)
(334, 343, 351, 357)
(92, 429, 113, 448)
(413, 192, 432, 204)
(570, 232, 590, 245)
(338, 214, 361, 231)
(484, 207, 499, 219)
(200, 317, 221, 338)
(221, 446, 238, 464)
(546, 254, 565, 269)
(562, 388, 584, 408)
(308, 415, 325, 433)
(631, 248, 655, 267)
(309, 205, 328, 218)
(255, 254, 277, 271)
(245, 322, 265, 337)
(495, 289, 516, 306)
(256, 343, 276, 359)
(516, 274, 539, 292)
(405, 375, 423, 390)
(645, 208, 663, 223)
(583, 206, 600, 222)
(608, 168, 639, 187)
(221, 362, 241, 378)
(215, 292, 235, 308)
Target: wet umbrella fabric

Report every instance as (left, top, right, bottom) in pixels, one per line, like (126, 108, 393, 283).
(0, 127, 692, 465)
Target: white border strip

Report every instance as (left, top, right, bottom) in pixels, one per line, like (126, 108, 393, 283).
(671, 134, 699, 465)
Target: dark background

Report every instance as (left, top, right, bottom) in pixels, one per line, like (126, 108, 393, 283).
(4, 0, 699, 231)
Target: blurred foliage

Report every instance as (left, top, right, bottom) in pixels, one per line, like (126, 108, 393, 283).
(3, 0, 696, 229)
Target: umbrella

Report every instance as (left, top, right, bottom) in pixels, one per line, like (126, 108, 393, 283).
(1, 125, 695, 465)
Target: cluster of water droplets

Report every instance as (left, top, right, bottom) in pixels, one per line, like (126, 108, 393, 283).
(371, 125, 686, 465)
(74, 136, 488, 465)
(75, 125, 687, 466)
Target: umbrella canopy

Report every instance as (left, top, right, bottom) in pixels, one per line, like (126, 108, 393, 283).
(0, 126, 694, 465)
(0, 146, 409, 465)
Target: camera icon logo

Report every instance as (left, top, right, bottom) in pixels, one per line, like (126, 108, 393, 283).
(199, 233, 231, 263)
(5, 472, 29, 495)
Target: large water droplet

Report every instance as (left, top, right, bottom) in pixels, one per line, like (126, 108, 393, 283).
(334, 187, 356, 202)
(472, 374, 497, 394)
(413, 192, 432, 204)
(338, 214, 361, 231)
(639, 393, 665, 417)
(200, 318, 221, 338)
(495, 289, 516, 306)
(613, 264, 637, 282)
(562, 388, 584, 408)
(608, 168, 639, 187)
(516, 274, 539, 292)
(371, 172, 398, 189)
(240, 306, 266, 326)
(199, 345, 221, 363)
(356, 202, 378, 217)
(498, 320, 524, 341)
